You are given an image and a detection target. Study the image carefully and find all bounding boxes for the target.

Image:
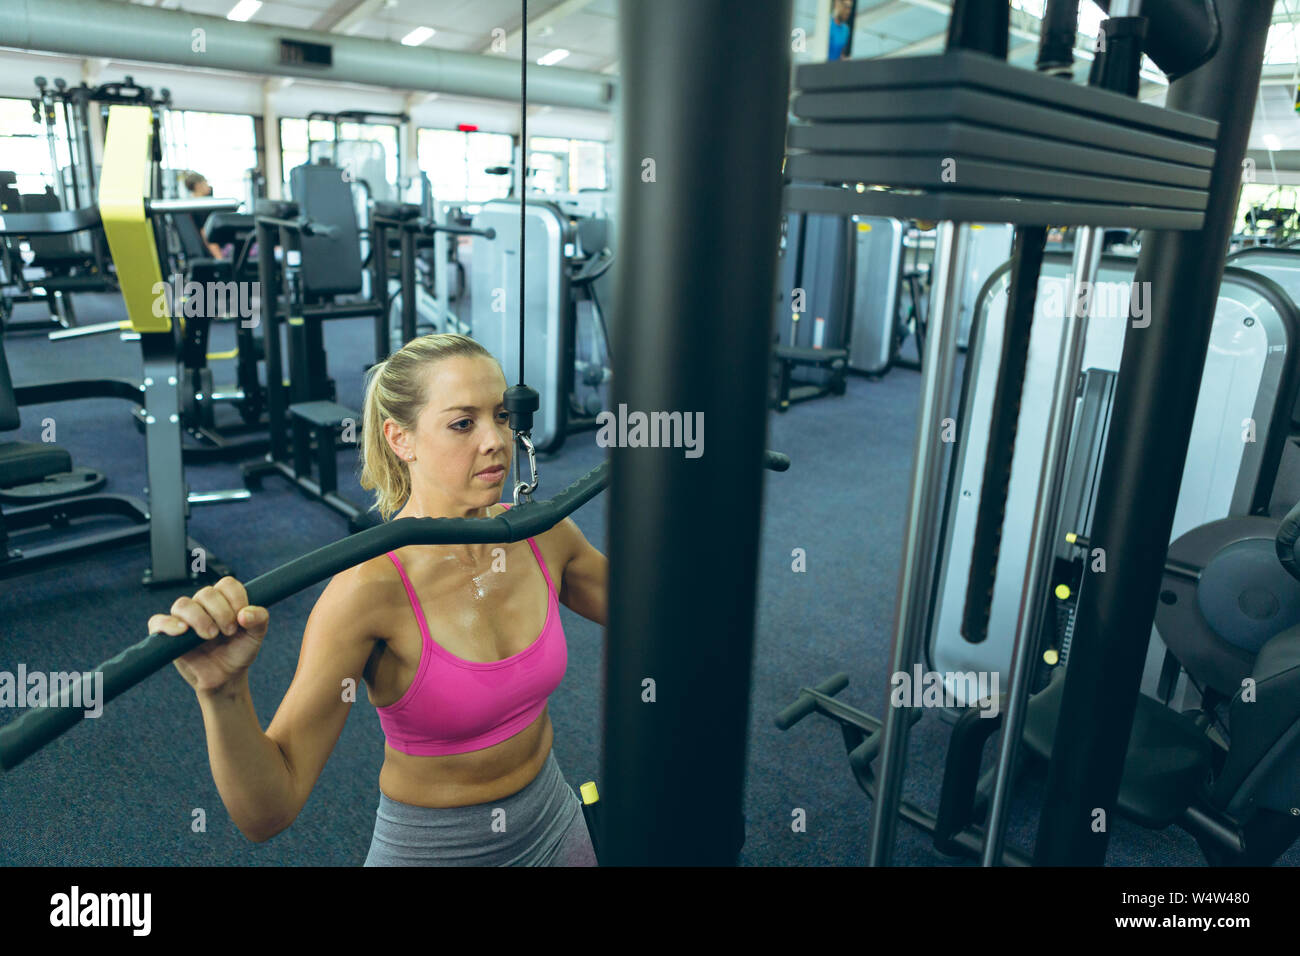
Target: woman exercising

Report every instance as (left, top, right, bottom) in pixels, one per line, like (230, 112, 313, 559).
(147, 334, 607, 865)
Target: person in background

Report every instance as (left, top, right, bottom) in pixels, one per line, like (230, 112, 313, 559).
(828, 0, 855, 61)
(184, 171, 225, 259)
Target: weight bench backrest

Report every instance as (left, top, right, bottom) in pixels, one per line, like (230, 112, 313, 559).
(289, 163, 362, 298)
(171, 212, 209, 261)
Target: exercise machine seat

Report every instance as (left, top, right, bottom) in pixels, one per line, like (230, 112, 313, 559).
(188, 258, 234, 284)
(1022, 669, 1214, 829)
(774, 344, 850, 364)
(576, 218, 609, 257)
(0, 442, 72, 489)
(372, 200, 420, 222)
(19, 190, 94, 268)
(1211, 624, 1300, 816)
(203, 212, 254, 245)
(1155, 516, 1295, 698)
(255, 198, 298, 220)
(289, 400, 357, 428)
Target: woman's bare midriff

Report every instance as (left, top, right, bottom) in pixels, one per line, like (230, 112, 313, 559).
(378, 708, 554, 807)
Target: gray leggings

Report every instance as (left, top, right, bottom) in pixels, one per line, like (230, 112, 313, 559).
(363, 750, 597, 866)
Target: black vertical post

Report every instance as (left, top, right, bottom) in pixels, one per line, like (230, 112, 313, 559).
(1034, 0, 1273, 866)
(947, 1, 1009, 58)
(400, 225, 416, 343)
(602, 0, 792, 866)
(371, 215, 389, 359)
(257, 218, 288, 462)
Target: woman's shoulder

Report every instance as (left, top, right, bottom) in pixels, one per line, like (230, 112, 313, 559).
(309, 552, 408, 635)
(494, 501, 575, 574)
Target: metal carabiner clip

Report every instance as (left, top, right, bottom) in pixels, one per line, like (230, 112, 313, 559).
(512, 432, 539, 506)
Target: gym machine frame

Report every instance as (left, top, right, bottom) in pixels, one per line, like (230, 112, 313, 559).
(97, 104, 240, 585)
(0, 114, 239, 586)
(243, 170, 397, 532)
(11, 75, 172, 331)
(778, 0, 1262, 867)
(369, 201, 496, 350)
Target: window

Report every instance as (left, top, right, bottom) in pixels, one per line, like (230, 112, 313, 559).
(1010, 1, 1105, 39)
(161, 110, 257, 202)
(417, 127, 513, 203)
(280, 117, 400, 198)
(279, 117, 335, 189)
(529, 136, 607, 193)
(1265, 22, 1300, 66)
(1236, 183, 1300, 242)
(0, 96, 68, 195)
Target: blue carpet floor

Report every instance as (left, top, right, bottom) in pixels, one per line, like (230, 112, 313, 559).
(1, 292, 1295, 866)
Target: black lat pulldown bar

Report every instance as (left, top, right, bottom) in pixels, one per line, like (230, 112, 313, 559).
(0, 452, 790, 773)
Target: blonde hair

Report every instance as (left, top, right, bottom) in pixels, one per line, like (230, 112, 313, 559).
(359, 333, 500, 521)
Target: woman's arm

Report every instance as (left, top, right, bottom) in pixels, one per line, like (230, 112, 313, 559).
(555, 517, 608, 627)
(166, 567, 386, 842)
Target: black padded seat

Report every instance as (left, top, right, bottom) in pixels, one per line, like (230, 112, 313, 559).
(29, 250, 97, 270)
(1022, 670, 1214, 829)
(188, 259, 234, 284)
(19, 191, 95, 270)
(576, 218, 609, 255)
(290, 400, 357, 427)
(774, 344, 849, 364)
(372, 200, 420, 221)
(204, 212, 254, 245)
(1212, 625, 1300, 814)
(0, 442, 72, 488)
(255, 198, 298, 220)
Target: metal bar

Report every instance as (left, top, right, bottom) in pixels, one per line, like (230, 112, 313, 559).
(13, 377, 141, 406)
(48, 319, 126, 340)
(64, 93, 83, 209)
(41, 96, 62, 208)
(420, 222, 497, 239)
(1034, 0, 1274, 866)
(601, 0, 792, 866)
(146, 198, 241, 214)
(186, 490, 252, 505)
(0, 525, 151, 582)
(300, 302, 385, 321)
(981, 226, 1103, 867)
(139, 333, 189, 586)
(865, 222, 967, 866)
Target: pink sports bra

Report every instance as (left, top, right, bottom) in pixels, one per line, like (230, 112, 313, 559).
(375, 504, 567, 756)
